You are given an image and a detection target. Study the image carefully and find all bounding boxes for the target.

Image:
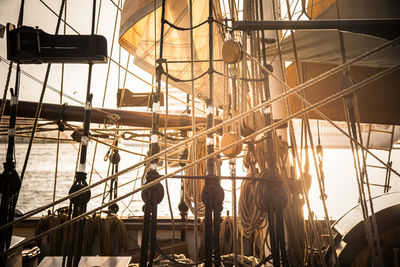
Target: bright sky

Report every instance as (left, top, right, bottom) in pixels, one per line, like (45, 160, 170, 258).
(0, 0, 154, 109)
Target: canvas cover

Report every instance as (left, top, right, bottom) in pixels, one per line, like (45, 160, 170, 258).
(119, 0, 226, 107)
(265, 0, 400, 68)
(278, 0, 400, 126)
(286, 63, 400, 125)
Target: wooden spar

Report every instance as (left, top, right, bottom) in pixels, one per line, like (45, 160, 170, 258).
(0, 99, 214, 128)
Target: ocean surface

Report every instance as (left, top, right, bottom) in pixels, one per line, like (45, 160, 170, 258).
(1, 142, 399, 220)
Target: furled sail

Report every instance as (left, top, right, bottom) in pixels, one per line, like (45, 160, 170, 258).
(271, 0, 400, 125)
(286, 63, 400, 125)
(119, 0, 226, 107)
(266, 0, 400, 68)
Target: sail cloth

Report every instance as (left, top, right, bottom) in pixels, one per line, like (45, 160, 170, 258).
(119, 0, 226, 107)
(286, 63, 400, 125)
(271, 0, 400, 125)
(265, 0, 400, 68)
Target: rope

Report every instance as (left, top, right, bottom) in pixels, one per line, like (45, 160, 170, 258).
(38, 0, 206, 115)
(53, 1, 68, 212)
(230, 158, 239, 266)
(341, 79, 383, 266)
(19, 0, 66, 183)
(189, 0, 199, 262)
(282, 0, 338, 264)
(220, 216, 234, 255)
(1, 62, 398, 241)
(164, 59, 177, 257)
(214, 70, 268, 82)
(162, 68, 209, 83)
(238, 177, 266, 238)
(162, 18, 208, 31)
(0, 62, 12, 123)
(0, 56, 84, 105)
(89, 0, 122, 186)
(184, 138, 206, 217)
(2, 67, 398, 257)
(352, 96, 384, 266)
(3, 63, 398, 245)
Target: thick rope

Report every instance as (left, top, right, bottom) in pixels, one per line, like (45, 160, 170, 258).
(2, 66, 397, 257)
(1, 62, 398, 241)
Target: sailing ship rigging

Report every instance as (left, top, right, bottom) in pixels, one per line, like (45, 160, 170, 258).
(0, 0, 399, 266)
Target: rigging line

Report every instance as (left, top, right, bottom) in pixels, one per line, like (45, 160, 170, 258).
(3, 83, 396, 263)
(102, 0, 121, 107)
(334, 0, 347, 65)
(95, 0, 102, 34)
(335, 0, 379, 257)
(344, 108, 379, 265)
(88, 135, 146, 157)
(89, 0, 122, 185)
(12, 134, 72, 142)
(66, 123, 147, 157)
(20, 0, 66, 183)
(271, 1, 326, 263)
(108, 0, 121, 11)
(101, 140, 114, 209)
(230, 158, 239, 267)
(189, 0, 199, 264)
(292, 76, 388, 265)
(163, 18, 208, 31)
(121, 125, 146, 216)
(0, 56, 84, 105)
(291, 80, 400, 179)
(0, 62, 13, 123)
(38, 0, 200, 112)
(241, 34, 400, 168)
(349, 97, 384, 265)
(282, 0, 338, 263)
(92, 160, 183, 204)
(304, 119, 339, 266)
(39, 0, 80, 35)
(107, 57, 207, 115)
(2, 64, 398, 233)
(353, 102, 385, 259)
(4, 66, 393, 257)
(117, 54, 131, 108)
(53, 0, 68, 214)
(163, 69, 209, 83)
(164, 62, 176, 257)
(214, 70, 268, 82)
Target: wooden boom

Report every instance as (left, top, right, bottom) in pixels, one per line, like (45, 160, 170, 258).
(0, 100, 214, 128)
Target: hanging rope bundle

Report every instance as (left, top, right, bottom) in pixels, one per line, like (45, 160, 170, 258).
(184, 138, 206, 216)
(102, 214, 129, 255)
(238, 176, 266, 239)
(36, 211, 129, 257)
(220, 216, 234, 255)
(35, 209, 69, 256)
(82, 213, 104, 255)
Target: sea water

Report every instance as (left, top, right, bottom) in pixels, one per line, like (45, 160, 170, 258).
(1, 142, 399, 219)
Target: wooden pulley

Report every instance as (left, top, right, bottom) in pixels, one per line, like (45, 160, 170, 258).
(222, 39, 242, 64)
(221, 132, 242, 158)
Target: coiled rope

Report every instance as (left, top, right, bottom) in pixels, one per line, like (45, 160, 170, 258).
(184, 138, 206, 216)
